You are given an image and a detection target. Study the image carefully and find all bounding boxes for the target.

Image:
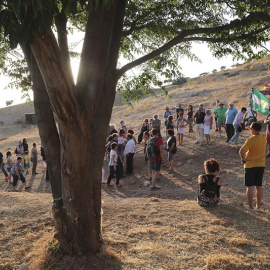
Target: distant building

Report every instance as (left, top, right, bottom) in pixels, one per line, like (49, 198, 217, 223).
(25, 113, 36, 124)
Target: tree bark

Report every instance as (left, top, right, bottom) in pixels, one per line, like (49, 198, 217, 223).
(22, 45, 62, 200)
(28, 0, 125, 254)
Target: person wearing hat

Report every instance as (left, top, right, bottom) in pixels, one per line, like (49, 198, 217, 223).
(199, 103, 205, 113)
(152, 114, 162, 138)
(118, 120, 127, 134)
(214, 102, 227, 138)
(239, 122, 266, 209)
(225, 102, 238, 142)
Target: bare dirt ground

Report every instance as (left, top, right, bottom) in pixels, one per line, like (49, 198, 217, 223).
(1, 58, 270, 269)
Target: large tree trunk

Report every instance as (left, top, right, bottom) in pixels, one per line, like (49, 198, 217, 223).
(23, 45, 62, 199)
(28, 0, 126, 254)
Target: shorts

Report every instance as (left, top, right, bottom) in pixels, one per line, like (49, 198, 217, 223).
(266, 131, 270, 144)
(217, 122, 225, 128)
(150, 160, 162, 172)
(168, 152, 174, 162)
(12, 173, 26, 187)
(204, 126, 210, 135)
(177, 127, 185, 134)
(244, 167, 265, 186)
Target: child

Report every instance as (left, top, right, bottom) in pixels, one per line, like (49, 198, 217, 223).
(6, 151, 13, 183)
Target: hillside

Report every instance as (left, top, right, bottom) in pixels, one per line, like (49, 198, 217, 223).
(0, 57, 270, 270)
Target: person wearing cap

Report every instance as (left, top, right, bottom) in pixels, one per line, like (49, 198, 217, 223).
(118, 120, 127, 133)
(176, 103, 184, 118)
(164, 107, 172, 127)
(239, 122, 266, 209)
(199, 103, 205, 113)
(193, 108, 206, 145)
(152, 114, 162, 138)
(10, 156, 31, 191)
(225, 103, 238, 142)
(214, 102, 227, 138)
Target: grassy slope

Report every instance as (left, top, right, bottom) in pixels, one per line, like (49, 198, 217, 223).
(0, 58, 270, 270)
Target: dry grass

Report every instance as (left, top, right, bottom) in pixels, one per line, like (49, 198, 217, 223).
(1, 57, 270, 269)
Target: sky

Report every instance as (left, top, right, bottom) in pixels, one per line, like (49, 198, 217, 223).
(0, 42, 239, 109)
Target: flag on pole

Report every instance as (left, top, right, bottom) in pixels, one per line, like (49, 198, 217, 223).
(251, 89, 270, 115)
(258, 83, 270, 95)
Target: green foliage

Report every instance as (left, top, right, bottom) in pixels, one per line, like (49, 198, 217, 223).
(6, 100, 13, 106)
(1, 0, 270, 103)
(212, 69, 217, 73)
(267, 62, 270, 70)
(171, 76, 188, 86)
(220, 66, 226, 70)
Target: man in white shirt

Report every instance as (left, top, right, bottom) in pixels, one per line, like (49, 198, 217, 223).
(245, 104, 257, 126)
(124, 134, 136, 175)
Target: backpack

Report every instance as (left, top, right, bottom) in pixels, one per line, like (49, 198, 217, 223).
(147, 138, 159, 159)
(204, 175, 219, 198)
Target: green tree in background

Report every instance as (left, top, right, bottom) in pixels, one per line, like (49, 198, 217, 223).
(0, 0, 270, 254)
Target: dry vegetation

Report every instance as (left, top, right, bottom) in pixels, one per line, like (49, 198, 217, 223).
(1, 58, 270, 269)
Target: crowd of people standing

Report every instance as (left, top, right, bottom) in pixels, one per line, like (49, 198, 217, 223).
(105, 100, 268, 209)
(0, 138, 47, 191)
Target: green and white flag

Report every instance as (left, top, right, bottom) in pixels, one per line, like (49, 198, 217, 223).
(251, 89, 270, 115)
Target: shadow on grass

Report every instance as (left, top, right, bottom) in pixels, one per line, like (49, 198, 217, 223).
(46, 248, 123, 270)
(203, 203, 270, 247)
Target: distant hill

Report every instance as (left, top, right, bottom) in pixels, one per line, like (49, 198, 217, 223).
(0, 102, 34, 125)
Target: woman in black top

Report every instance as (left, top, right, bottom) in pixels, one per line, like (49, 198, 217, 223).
(22, 138, 29, 175)
(138, 119, 150, 144)
(187, 104, 193, 132)
(197, 158, 222, 206)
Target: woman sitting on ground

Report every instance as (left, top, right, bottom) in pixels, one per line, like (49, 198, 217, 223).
(197, 158, 222, 206)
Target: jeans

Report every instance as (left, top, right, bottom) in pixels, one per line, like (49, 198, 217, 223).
(195, 123, 204, 143)
(12, 173, 26, 187)
(118, 144, 124, 162)
(107, 165, 120, 185)
(1, 163, 8, 177)
(229, 124, 241, 143)
(226, 124, 235, 141)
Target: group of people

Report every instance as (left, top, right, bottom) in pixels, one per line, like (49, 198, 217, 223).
(105, 100, 269, 209)
(0, 139, 47, 191)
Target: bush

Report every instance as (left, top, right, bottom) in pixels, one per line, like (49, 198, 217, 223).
(171, 76, 188, 86)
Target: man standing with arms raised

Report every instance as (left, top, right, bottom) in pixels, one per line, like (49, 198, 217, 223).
(239, 122, 266, 209)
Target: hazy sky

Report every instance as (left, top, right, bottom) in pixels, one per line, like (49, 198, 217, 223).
(0, 42, 238, 109)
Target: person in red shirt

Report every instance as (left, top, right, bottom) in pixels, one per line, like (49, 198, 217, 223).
(149, 129, 164, 190)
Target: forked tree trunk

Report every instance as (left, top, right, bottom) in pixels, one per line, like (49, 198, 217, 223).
(28, 0, 126, 254)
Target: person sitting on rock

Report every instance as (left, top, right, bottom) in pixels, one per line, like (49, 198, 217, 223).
(197, 158, 222, 206)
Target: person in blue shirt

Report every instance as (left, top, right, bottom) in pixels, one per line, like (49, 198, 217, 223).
(225, 102, 238, 142)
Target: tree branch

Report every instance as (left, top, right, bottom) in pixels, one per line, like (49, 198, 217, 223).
(55, 11, 74, 86)
(117, 14, 270, 79)
(183, 26, 270, 43)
